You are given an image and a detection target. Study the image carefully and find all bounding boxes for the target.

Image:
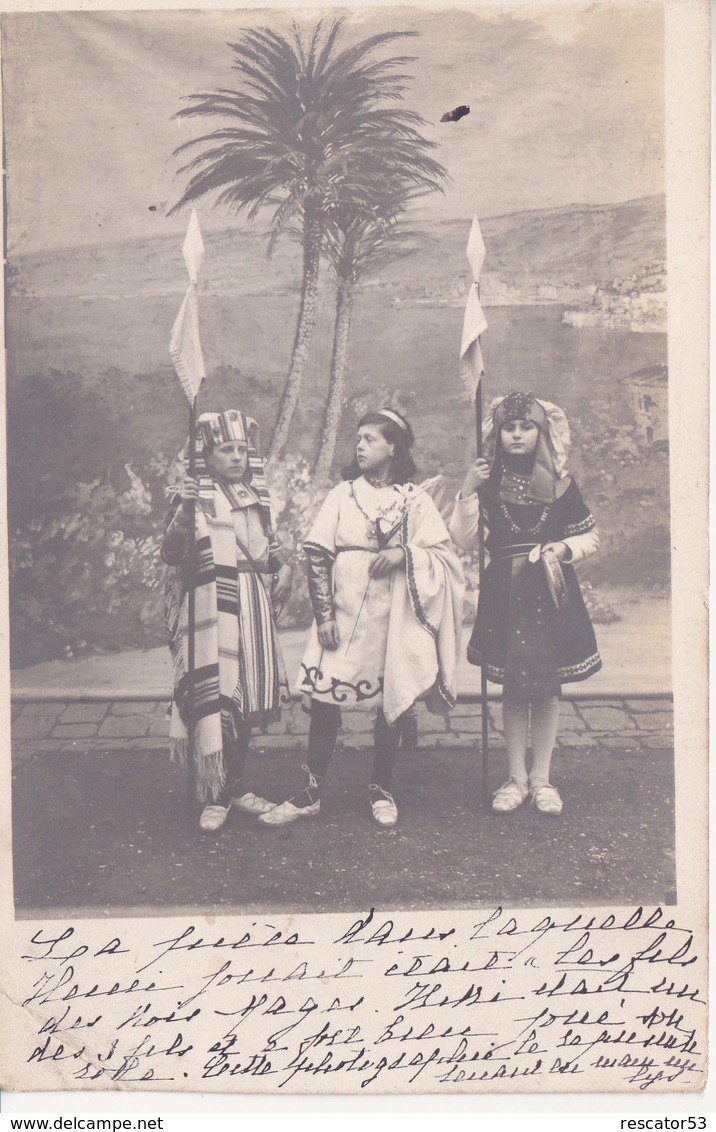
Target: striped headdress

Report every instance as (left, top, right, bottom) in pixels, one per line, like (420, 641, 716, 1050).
(189, 409, 273, 521)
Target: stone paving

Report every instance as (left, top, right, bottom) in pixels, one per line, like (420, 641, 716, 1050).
(11, 694, 674, 757)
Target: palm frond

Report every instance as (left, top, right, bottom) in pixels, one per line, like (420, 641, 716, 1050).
(318, 30, 417, 86)
(170, 18, 447, 248)
(312, 18, 346, 78)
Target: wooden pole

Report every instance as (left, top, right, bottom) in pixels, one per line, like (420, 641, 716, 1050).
(475, 383, 490, 806)
(186, 397, 197, 829)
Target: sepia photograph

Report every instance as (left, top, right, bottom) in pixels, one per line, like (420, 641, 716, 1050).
(6, 1, 675, 915)
(0, 0, 709, 1100)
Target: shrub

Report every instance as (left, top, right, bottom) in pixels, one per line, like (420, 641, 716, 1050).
(10, 455, 182, 666)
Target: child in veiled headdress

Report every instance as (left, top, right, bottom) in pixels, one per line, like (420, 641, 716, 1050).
(449, 391, 601, 816)
(162, 409, 292, 832)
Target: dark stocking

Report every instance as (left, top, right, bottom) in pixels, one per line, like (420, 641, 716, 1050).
(370, 709, 401, 790)
(289, 701, 341, 807)
(307, 701, 341, 779)
(217, 715, 252, 805)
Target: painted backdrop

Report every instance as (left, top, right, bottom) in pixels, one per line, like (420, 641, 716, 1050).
(3, 4, 668, 668)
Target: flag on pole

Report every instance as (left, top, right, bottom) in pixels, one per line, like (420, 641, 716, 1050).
(459, 215, 488, 397)
(170, 209, 206, 402)
(458, 215, 491, 806)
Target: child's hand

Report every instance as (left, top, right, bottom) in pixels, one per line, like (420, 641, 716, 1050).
(369, 548, 405, 577)
(542, 541, 569, 561)
(272, 563, 293, 603)
(461, 459, 490, 498)
(180, 476, 200, 511)
(318, 619, 339, 649)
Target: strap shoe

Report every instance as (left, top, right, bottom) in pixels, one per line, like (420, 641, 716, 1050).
(531, 783, 563, 815)
(369, 785, 398, 827)
(199, 804, 230, 832)
(258, 798, 321, 826)
(491, 778, 529, 814)
(231, 791, 275, 816)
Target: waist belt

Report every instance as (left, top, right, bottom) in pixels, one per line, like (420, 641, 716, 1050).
(490, 544, 569, 609)
(236, 560, 272, 573)
(335, 545, 379, 554)
(491, 543, 535, 561)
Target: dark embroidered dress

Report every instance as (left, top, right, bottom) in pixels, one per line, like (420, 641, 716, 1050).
(467, 478, 601, 695)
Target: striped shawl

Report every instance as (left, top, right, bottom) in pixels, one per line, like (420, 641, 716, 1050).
(165, 488, 285, 802)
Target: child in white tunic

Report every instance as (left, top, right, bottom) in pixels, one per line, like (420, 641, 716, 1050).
(260, 409, 464, 829)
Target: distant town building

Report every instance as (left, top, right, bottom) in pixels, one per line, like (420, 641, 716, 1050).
(538, 282, 558, 301)
(623, 364, 668, 445)
(450, 273, 467, 299)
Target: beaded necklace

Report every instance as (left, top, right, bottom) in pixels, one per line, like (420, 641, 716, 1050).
(501, 468, 532, 503)
(499, 501, 550, 537)
(350, 479, 403, 541)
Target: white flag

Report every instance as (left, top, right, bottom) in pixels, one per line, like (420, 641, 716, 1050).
(182, 208, 205, 284)
(459, 215, 488, 396)
(170, 210, 206, 402)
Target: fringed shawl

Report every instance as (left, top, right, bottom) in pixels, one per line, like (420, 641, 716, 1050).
(165, 487, 285, 802)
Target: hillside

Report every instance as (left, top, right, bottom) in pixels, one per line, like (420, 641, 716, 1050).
(6, 194, 668, 512)
(7, 194, 669, 667)
(11, 195, 665, 305)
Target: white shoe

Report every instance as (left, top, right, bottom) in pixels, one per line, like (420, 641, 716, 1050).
(199, 804, 230, 832)
(231, 791, 275, 816)
(258, 798, 321, 826)
(531, 783, 564, 816)
(491, 779, 529, 814)
(369, 785, 398, 827)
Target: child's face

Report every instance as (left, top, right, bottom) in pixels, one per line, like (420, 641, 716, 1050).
(205, 440, 249, 483)
(356, 425, 395, 476)
(500, 418, 540, 457)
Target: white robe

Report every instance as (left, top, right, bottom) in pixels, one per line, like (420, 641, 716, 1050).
(298, 478, 465, 724)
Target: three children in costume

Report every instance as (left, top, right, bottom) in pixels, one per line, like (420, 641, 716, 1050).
(163, 393, 600, 830)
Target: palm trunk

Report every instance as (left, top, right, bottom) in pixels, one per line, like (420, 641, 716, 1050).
(267, 213, 322, 462)
(314, 277, 355, 481)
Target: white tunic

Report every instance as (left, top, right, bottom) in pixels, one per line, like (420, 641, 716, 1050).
(299, 478, 405, 705)
(298, 478, 466, 721)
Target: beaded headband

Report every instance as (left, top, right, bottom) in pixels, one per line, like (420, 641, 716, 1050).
(377, 409, 410, 436)
(498, 390, 539, 424)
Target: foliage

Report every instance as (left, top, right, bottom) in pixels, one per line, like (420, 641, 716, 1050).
(9, 368, 669, 667)
(265, 451, 331, 628)
(345, 385, 415, 432)
(568, 402, 670, 593)
(9, 443, 327, 665)
(10, 455, 182, 667)
(171, 21, 432, 240)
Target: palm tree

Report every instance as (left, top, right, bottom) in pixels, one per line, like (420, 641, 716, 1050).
(169, 19, 433, 461)
(314, 152, 448, 481)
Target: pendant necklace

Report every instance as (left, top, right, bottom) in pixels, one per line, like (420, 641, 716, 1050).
(350, 479, 402, 541)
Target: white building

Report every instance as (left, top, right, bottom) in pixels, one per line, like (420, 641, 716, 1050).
(623, 365, 669, 445)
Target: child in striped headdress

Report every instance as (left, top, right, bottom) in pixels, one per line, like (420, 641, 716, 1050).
(162, 409, 292, 832)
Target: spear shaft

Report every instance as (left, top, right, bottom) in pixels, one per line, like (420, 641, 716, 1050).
(186, 398, 197, 829)
(169, 209, 206, 831)
(460, 215, 489, 806)
(475, 382, 490, 806)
